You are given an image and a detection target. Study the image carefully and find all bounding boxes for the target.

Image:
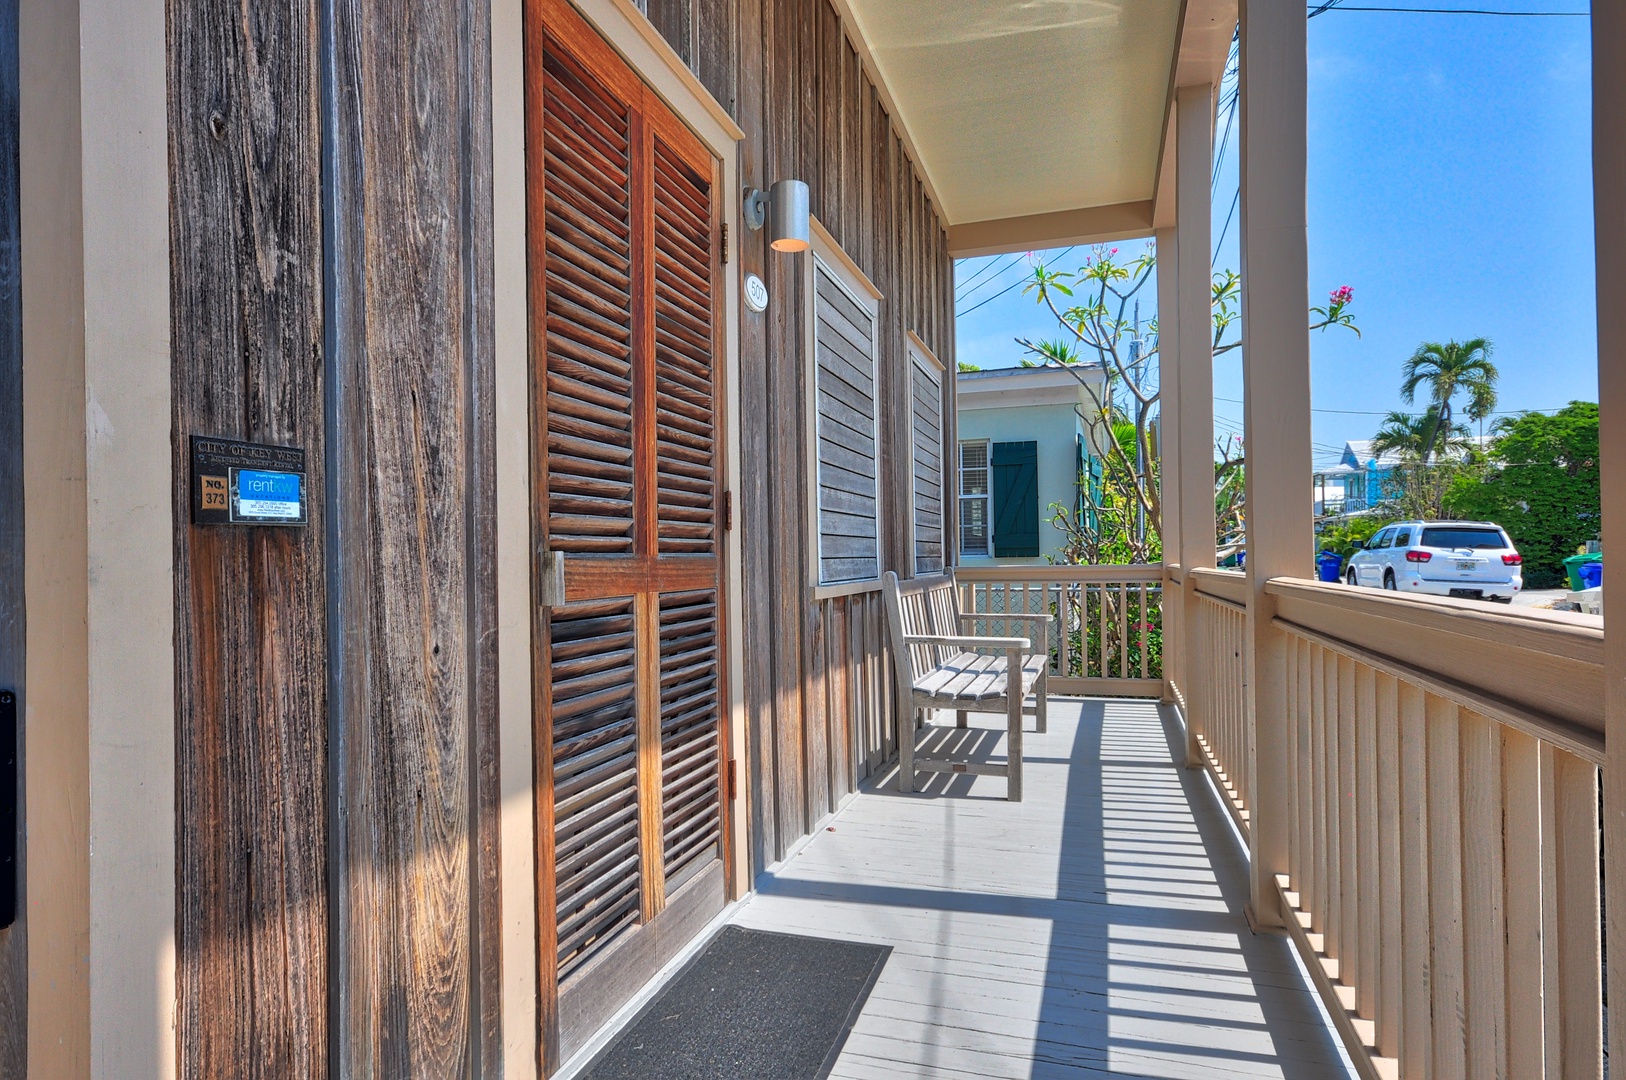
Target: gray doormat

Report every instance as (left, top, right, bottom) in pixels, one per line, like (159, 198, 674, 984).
(580, 926, 890, 1080)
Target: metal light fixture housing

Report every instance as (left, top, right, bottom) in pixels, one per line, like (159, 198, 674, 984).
(742, 179, 811, 253)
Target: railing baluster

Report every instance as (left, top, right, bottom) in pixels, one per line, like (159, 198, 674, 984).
(1398, 681, 1432, 1079)
(1355, 663, 1379, 1025)
(1541, 744, 1603, 1077)
(1296, 637, 1315, 918)
(1502, 727, 1543, 1078)
(1375, 672, 1402, 1062)
(1460, 709, 1508, 1080)
(1338, 654, 1357, 992)
(1425, 695, 1467, 1080)
(1310, 643, 1327, 936)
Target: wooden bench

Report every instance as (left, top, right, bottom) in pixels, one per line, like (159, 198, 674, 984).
(881, 570, 1050, 802)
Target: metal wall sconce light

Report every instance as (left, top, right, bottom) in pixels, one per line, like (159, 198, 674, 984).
(743, 179, 811, 253)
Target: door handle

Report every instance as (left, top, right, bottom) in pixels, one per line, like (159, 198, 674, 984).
(539, 547, 566, 608)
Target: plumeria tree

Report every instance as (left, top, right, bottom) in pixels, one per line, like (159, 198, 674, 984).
(1015, 242, 1359, 562)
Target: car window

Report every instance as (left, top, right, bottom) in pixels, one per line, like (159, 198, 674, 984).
(1372, 529, 1393, 549)
(1420, 527, 1507, 550)
(1394, 528, 1412, 547)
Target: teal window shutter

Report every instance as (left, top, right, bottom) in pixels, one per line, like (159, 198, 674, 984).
(991, 441, 1039, 557)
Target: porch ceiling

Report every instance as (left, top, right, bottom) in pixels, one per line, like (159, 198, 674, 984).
(835, 0, 1237, 256)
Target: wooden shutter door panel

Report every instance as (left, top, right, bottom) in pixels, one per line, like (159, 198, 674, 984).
(992, 440, 1040, 558)
(528, 1, 727, 1067)
(651, 137, 718, 557)
(550, 598, 641, 980)
(540, 43, 637, 556)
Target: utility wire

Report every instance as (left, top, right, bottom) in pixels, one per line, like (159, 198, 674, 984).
(957, 246, 1076, 317)
(1310, 6, 1585, 14)
(955, 253, 1022, 301)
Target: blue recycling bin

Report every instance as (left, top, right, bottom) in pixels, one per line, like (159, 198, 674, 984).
(1579, 560, 1603, 590)
(1316, 551, 1344, 583)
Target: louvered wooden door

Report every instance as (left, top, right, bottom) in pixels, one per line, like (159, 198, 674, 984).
(527, 0, 729, 1067)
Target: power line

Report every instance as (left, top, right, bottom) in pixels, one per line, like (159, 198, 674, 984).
(955, 256, 1022, 304)
(1309, 5, 1585, 14)
(1212, 395, 1578, 418)
(955, 253, 1026, 302)
(1213, 187, 1240, 265)
(957, 246, 1075, 317)
(954, 256, 1010, 299)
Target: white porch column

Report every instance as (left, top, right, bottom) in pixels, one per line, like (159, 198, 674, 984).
(1156, 224, 1182, 706)
(1238, 0, 1311, 927)
(1592, 4, 1626, 1068)
(1176, 83, 1218, 769)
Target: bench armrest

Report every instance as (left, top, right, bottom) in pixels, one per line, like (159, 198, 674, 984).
(958, 613, 1053, 626)
(957, 612, 1050, 651)
(906, 633, 1031, 651)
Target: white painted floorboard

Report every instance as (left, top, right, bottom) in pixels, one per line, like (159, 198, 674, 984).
(731, 699, 1353, 1080)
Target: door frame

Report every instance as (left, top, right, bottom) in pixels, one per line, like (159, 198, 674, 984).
(494, 0, 746, 1073)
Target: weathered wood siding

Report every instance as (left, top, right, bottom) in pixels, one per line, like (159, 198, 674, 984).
(168, 0, 500, 1074)
(324, 0, 501, 1074)
(168, 0, 329, 1072)
(0, 0, 21, 1069)
(648, 0, 955, 868)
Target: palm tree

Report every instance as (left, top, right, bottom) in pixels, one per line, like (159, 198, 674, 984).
(1369, 407, 1470, 462)
(1400, 338, 1497, 459)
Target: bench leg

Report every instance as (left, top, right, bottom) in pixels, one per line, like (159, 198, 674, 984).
(956, 710, 968, 728)
(899, 706, 916, 794)
(1006, 651, 1023, 802)
(1036, 671, 1048, 734)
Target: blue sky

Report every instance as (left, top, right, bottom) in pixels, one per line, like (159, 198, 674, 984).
(952, 2, 1595, 468)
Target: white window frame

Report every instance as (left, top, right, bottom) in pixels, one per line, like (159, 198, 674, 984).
(958, 439, 992, 558)
(805, 217, 884, 597)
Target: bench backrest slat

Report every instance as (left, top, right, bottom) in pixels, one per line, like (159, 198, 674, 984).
(883, 569, 962, 691)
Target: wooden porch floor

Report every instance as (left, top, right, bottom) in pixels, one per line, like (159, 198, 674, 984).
(730, 699, 1354, 1079)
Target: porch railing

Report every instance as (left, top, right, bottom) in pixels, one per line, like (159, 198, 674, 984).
(1189, 570, 1250, 831)
(955, 565, 1163, 698)
(1189, 568, 1605, 1079)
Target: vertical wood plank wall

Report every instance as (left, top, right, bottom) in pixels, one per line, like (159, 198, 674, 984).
(168, 0, 501, 1075)
(167, 0, 329, 1073)
(0, 0, 20, 1067)
(324, 0, 501, 1075)
(646, 0, 955, 868)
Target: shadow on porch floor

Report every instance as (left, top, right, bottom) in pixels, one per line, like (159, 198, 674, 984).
(731, 698, 1356, 1079)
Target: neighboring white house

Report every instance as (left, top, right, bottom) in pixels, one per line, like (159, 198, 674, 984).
(955, 364, 1109, 565)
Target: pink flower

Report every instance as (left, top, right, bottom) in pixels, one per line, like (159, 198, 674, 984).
(1329, 285, 1354, 305)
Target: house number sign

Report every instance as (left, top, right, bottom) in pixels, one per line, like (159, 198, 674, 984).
(744, 272, 769, 313)
(190, 436, 309, 526)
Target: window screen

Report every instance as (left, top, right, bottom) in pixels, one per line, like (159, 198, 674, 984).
(959, 441, 990, 557)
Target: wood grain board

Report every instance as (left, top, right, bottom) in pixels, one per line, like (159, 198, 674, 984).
(0, 0, 21, 1067)
(168, 0, 329, 1071)
(169, 0, 501, 1072)
(732, 699, 1350, 1079)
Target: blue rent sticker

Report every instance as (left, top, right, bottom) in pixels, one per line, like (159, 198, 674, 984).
(235, 469, 303, 520)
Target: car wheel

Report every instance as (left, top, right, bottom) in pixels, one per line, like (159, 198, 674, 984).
(1346, 569, 1358, 587)
(1383, 571, 1397, 591)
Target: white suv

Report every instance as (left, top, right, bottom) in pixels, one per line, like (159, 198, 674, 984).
(1344, 520, 1523, 603)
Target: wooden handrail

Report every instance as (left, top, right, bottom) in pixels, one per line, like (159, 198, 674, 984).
(1273, 615, 1604, 766)
(955, 564, 1164, 584)
(1190, 566, 1247, 605)
(1263, 576, 1602, 739)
